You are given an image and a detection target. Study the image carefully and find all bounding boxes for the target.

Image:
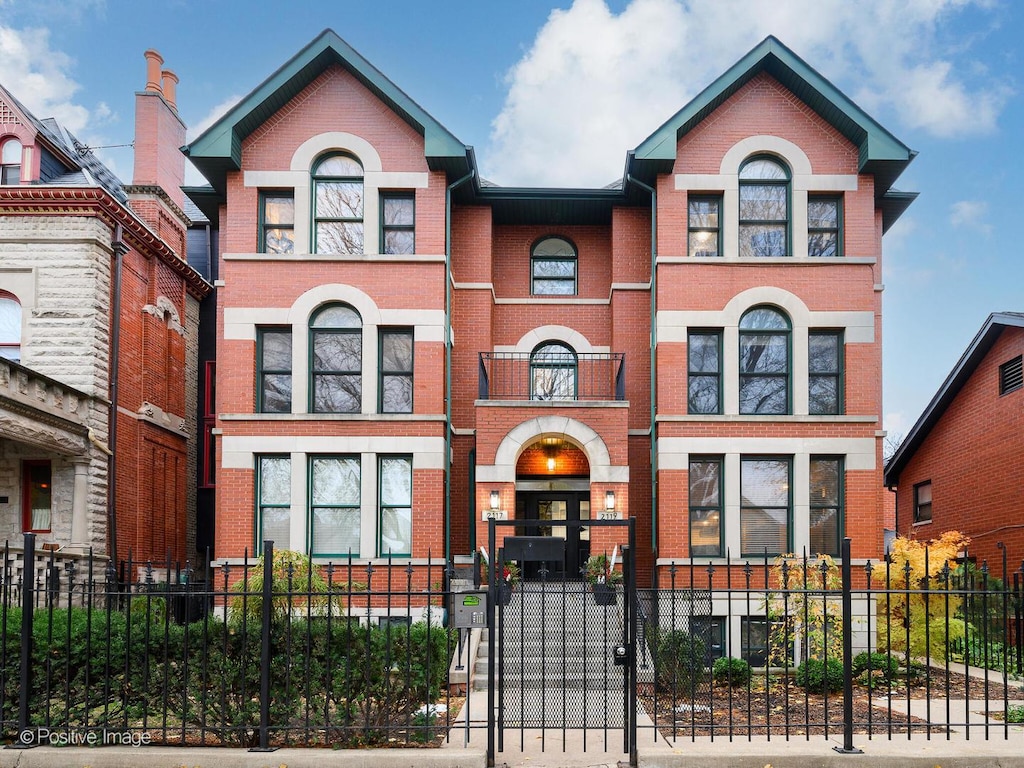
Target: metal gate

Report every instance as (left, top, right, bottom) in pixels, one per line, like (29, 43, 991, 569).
(486, 518, 637, 766)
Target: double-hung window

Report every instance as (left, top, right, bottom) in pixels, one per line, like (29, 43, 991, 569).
(379, 329, 413, 413)
(1, 139, 21, 185)
(259, 192, 294, 254)
(688, 330, 721, 414)
(310, 304, 361, 413)
(688, 196, 722, 257)
(313, 153, 363, 254)
(257, 328, 292, 413)
(740, 457, 791, 557)
(739, 156, 789, 258)
(257, 455, 291, 550)
(381, 193, 415, 254)
(808, 197, 841, 257)
(309, 456, 360, 556)
(379, 456, 412, 556)
(689, 457, 723, 557)
(914, 481, 932, 524)
(739, 307, 790, 415)
(808, 331, 843, 415)
(809, 457, 842, 557)
(531, 237, 577, 295)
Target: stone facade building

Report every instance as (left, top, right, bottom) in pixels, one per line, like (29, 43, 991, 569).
(0, 52, 210, 571)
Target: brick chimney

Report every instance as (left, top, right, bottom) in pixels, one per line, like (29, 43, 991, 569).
(132, 49, 186, 212)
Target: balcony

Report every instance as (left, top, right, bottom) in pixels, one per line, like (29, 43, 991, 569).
(478, 352, 625, 401)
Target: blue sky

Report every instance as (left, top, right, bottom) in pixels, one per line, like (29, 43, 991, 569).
(1, 0, 1020, 441)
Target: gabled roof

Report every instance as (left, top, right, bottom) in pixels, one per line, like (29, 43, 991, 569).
(182, 28, 472, 194)
(626, 36, 917, 232)
(885, 312, 1024, 485)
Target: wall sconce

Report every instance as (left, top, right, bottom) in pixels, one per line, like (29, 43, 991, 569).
(547, 456, 556, 472)
(605, 490, 615, 511)
(490, 490, 500, 510)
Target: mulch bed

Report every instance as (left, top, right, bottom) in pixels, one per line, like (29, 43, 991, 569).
(641, 669, 1023, 738)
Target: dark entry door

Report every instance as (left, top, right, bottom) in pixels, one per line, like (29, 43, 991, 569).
(518, 491, 590, 579)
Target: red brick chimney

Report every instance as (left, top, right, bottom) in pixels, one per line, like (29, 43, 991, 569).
(132, 49, 186, 211)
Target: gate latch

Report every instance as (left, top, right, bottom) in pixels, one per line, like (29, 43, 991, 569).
(612, 644, 627, 666)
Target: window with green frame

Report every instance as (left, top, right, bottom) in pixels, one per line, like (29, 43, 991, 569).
(310, 304, 361, 413)
(688, 330, 721, 413)
(739, 306, 790, 415)
(530, 342, 576, 400)
(309, 456, 360, 556)
(379, 328, 413, 413)
(257, 327, 292, 413)
(381, 193, 414, 254)
(810, 457, 843, 557)
(739, 156, 789, 258)
(313, 153, 363, 254)
(809, 331, 843, 415)
(808, 196, 841, 257)
(257, 455, 291, 551)
(688, 196, 722, 257)
(379, 456, 412, 556)
(689, 457, 723, 557)
(259, 191, 294, 254)
(531, 237, 577, 295)
(740, 456, 791, 557)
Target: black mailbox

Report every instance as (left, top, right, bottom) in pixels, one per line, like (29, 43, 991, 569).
(502, 535, 565, 562)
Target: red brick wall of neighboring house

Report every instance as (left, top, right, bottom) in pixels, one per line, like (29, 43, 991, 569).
(895, 326, 1024, 572)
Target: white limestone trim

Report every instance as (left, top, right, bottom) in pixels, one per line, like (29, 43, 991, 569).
(223, 252, 445, 263)
(720, 136, 812, 177)
(494, 326, 603, 355)
(477, 415, 628, 485)
(656, 437, 877, 471)
(221, 435, 445, 469)
(657, 257, 876, 266)
(291, 133, 384, 174)
(452, 282, 493, 290)
(494, 298, 608, 306)
(611, 282, 651, 291)
(243, 170, 306, 188)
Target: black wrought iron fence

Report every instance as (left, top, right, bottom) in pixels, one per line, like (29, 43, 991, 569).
(638, 539, 1024, 745)
(0, 535, 466, 749)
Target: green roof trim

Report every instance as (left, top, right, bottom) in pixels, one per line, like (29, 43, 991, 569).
(629, 36, 916, 215)
(182, 29, 471, 193)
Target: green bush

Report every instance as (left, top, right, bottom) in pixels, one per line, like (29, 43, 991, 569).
(712, 656, 751, 687)
(794, 657, 843, 693)
(1006, 704, 1024, 724)
(654, 630, 706, 693)
(852, 651, 898, 680)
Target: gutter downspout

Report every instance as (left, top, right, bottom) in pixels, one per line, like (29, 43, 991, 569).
(626, 174, 657, 557)
(445, 169, 475, 564)
(108, 224, 128, 569)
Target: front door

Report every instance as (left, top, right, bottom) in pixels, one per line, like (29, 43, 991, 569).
(518, 491, 590, 579)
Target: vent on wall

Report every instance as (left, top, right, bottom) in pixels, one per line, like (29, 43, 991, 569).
(999, 354, 1022, 395)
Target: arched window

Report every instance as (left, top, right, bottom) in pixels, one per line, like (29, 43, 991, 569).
(0, 292, 21, 363)
(1, 138, 22, 185)
(309, 303, 362, 413)
(313, 153, 363, 254)
(531, 237, 577, 295)
(739, 156, 789, 258)
(739, 306, 790, 414)
(531, 342, 576, 400)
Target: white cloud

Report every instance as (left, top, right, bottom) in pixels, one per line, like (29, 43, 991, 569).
(484, 0, 1010, 187)
(949, 200, 992, 233)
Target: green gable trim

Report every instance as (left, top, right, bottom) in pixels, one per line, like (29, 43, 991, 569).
(630, 36, 914, 197)
(182, 29, 470, 193)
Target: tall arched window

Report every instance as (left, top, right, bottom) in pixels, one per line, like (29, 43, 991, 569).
(313, 153, 363, 254)
(310, 303, 362, 413)
(0, 292, 21, 363)
(739, 156, 789, 258)
(531, 237, 577, 295)
(739, 306, 790, 414)
(1, 138, 22, 185)
(531, 342, 576, 400)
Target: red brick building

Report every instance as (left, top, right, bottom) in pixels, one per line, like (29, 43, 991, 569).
(885, 313, 1024, 571)
(0, 52, 210, 570)
(186, 32, 914, 633)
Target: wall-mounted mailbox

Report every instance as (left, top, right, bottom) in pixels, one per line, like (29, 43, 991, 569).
(450, 590, 488, 628)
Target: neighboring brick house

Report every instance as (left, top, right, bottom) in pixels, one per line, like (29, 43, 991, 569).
(885, 313, 1024, 571)
(0, 51, 210, 570)
(185, 32, 914, 640)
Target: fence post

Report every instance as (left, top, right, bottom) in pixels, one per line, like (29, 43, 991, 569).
(7, 533, 36, 749)
(250, 540, 277, 753)
(833, 537, 862, 754)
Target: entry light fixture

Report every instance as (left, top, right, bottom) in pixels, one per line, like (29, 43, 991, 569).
(547, 456, 556, 472)
(605, 490, 615, 511)
(490, 490, 500, 510)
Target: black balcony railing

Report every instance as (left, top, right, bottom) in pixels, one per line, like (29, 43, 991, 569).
(478, 352, 626, 401)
